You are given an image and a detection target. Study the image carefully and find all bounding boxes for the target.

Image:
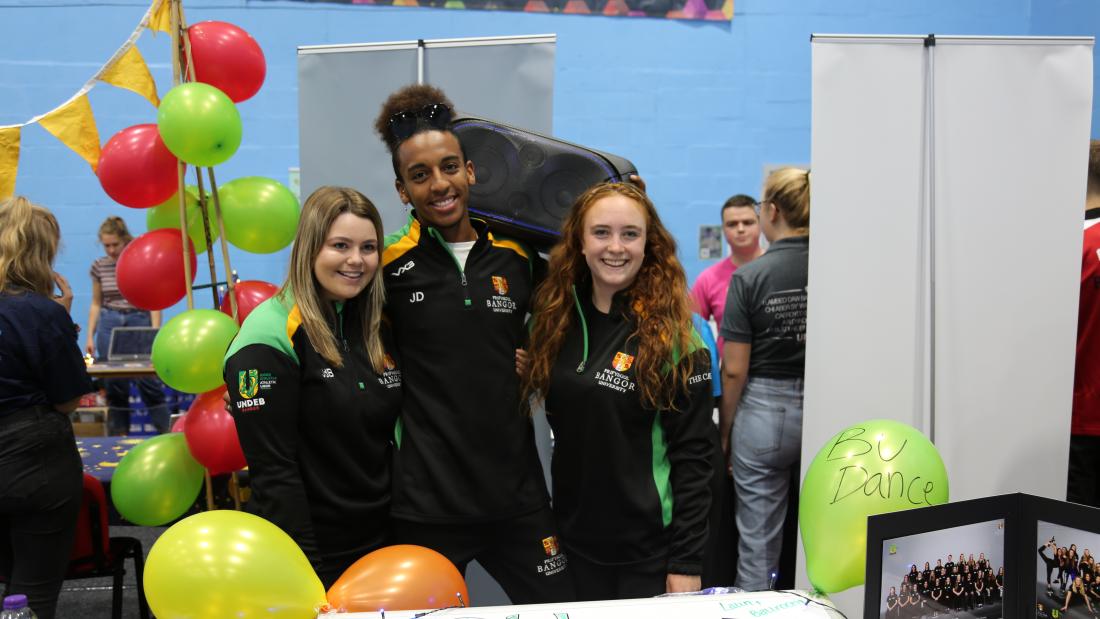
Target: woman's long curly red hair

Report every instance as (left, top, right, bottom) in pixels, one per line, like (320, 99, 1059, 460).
(523, 182, 696, 412)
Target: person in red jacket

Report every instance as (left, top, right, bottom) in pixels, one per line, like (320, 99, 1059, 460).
(1069, 140, 1100, 507)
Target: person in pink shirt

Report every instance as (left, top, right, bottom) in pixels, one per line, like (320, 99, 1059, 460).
(690, 194, 764, 348)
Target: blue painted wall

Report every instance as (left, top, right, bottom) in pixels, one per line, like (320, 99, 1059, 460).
(1, 0, 1091, 335)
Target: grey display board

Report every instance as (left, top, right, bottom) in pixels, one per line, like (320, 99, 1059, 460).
(802, 35, 1093, 617)
(298, 35, 555, 235)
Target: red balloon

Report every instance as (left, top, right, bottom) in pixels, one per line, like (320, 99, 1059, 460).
(97, 124, 180, 208)
(186, 21, 266, 103)
(183, 385, 246, 475)
(220, 280, 279, 325)
(116, 229, 197, 311)
(171, 414, 187, 433)
(326, 545, 469, 612)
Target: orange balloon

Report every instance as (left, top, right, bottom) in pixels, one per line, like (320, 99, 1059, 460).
(326, 545, 469, 612)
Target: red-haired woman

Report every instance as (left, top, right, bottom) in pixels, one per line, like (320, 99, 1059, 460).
(523, 182, 718, 600)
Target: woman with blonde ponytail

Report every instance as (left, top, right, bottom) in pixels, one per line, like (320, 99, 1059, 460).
(718, 167, 811, 591)
(0, 196, 92, 619)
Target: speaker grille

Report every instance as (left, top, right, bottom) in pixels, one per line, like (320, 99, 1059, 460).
(453, 119, 634, 247)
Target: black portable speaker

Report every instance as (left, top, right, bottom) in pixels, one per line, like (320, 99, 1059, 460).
(451, 114, 637, 251)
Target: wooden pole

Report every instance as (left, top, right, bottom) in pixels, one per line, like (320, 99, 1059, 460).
(207, 167, 238, 320)
(178, 0, 197, 83)
(168, 0, 193, 310)
(229, 471, 242, 510)
(204, 469, 215, 511)
(193, 169, 220, 308)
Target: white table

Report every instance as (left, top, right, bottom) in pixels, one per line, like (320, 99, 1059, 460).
(322, 590, 843, 619)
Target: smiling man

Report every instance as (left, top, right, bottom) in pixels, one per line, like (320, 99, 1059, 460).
(372, 84, 574, 604)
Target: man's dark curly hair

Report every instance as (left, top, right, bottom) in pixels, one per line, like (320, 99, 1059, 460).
(373, 84, 464, 180)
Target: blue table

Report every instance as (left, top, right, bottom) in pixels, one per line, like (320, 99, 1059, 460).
(77, 436, 146, 482)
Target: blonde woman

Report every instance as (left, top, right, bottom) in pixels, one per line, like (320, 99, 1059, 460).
(222, 187, 401, 587)
(1062, 576, 1095, 613)
(719, 167, 811, 590)
(0, 196, 93, 619)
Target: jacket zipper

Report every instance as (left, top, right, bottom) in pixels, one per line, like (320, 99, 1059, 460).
(570, 285, 589, 374)
(335, 302, 349, 352)
(427, 227, 473, 309)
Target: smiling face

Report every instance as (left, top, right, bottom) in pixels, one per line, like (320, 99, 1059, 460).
(313, 213, 379, 303)
(581, 194, 647, 307)
(394, 130, 476, 241)
(100, 233, 125, 260)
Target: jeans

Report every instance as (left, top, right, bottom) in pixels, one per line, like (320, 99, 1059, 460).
(0, 406, 84, 619)
(95, 309, 168, 434)
(730, 375, 803, 591)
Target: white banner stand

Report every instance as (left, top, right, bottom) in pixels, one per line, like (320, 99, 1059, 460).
(802, 34, 1094, 617)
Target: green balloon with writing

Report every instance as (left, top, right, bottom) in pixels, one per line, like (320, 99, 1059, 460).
(800, 419, 949, 593)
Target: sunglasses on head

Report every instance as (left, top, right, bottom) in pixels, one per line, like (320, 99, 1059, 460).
(388, 103, 453, 141)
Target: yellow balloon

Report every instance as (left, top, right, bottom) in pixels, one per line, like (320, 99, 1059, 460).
(145, 510, 327, 618)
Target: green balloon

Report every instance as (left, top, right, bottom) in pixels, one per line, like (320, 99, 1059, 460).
(152, 309, 239, 394)
(800, 419, 949, 593)
(157, 82, 242, 167)
(146, 186, 221, 254)
(219, 176, 300, 254)
(110, 433, 204, 526)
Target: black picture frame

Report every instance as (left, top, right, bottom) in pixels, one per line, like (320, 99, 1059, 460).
(864, 494, 1022, 619)
(1021, 496, 1100, 619)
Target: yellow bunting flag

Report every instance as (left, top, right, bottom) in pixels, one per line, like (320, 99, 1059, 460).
(0, 126, 20, 200)
(148, 0, 172, 34)
(38, 95, 101, 172)
(100, 45, 160, 107)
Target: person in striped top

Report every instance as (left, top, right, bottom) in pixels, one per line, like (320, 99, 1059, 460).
(85, 216, 168, 434)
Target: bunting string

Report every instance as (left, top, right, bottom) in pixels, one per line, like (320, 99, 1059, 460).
(0, 0, 167, 197)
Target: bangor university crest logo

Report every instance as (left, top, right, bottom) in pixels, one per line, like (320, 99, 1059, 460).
(238, 369, 259, 399)
(612, 352, 634, 373)
(542, 535, 560, 557)
(491, 275, 509, 296)
(383, 353, 396, 371)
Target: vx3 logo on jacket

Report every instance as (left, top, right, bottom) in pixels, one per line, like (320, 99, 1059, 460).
(391, 260, 416, 277)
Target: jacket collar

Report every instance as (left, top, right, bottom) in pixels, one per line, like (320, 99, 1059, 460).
(407, 211, 490, 249)
(574, 279, 636, 323)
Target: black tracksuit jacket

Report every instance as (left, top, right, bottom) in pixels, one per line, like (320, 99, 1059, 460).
(543, 287, 718, 575)
(222, 293, 402, 578)
(382, 214, 549, 523)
